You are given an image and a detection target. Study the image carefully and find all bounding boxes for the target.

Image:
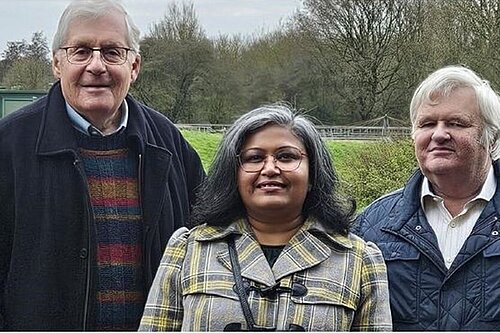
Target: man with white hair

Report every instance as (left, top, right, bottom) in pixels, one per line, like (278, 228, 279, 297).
(355, 65, 500, 330)
(0, 0, 204, 330)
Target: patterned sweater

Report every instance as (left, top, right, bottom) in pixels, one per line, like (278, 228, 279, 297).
(76, 130, 144, 330)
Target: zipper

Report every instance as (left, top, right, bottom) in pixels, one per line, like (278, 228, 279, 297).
(73, 157, 93, 330)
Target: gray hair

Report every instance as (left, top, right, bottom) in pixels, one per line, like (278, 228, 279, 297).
(410, 65, 500, 160)
(52, 0, 141, 53)
(190, 103, 354, 234)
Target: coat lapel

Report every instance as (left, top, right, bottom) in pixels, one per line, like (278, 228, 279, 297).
(273, 222, 347, 280)
(140, 144, 171, 228)
(216, 227, 277, 287)
(214, 219, 352, 285)
(447, 201, 500, 277)
(125, 96, 172, 228)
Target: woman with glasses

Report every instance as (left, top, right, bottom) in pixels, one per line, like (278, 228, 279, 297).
(139, 104, 392, 331)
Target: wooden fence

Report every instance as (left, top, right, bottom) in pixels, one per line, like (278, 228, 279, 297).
(176, 124, 412, 140)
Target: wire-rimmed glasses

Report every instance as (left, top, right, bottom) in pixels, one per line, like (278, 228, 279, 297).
(59, 46, 133, 65)
(237, 146, 307, 173)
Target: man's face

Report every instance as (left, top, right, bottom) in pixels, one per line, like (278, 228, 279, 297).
(52, 10, 140, 120)
(413, 87, 490, 179)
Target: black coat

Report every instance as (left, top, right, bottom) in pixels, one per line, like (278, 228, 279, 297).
(0, 82, 205, 330)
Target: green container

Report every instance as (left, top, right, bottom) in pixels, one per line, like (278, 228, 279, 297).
(0, 89, 46, 118)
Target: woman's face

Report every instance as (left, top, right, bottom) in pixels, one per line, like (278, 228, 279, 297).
(237, 125, 309, 221)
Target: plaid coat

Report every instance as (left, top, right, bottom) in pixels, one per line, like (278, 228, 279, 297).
(139, 219, 392, 331)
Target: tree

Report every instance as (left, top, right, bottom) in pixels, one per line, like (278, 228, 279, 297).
(1, 31, 52, 89)
(296, 0, 425, 121)
(2, 58, 52, 89)
(197, 34, 246, 124)
(447, 0, 500, 87)
(0, 40, 28, 83)
(132, 2, 212, 122)
(26, 31, 50, 61)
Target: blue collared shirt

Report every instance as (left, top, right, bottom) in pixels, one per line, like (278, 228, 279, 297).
(66, 101, 129, 137)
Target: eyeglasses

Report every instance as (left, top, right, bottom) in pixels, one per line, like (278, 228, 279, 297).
(59, 46, 133, 65)
(237, 147, 307, 173)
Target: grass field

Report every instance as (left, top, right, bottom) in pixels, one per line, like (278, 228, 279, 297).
(181, 130, 222, 170)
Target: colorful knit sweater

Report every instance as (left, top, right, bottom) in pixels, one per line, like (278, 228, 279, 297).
(76, 130, 144, 330)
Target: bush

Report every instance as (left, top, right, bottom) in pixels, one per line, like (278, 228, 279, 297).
(335, 139, 417, 210)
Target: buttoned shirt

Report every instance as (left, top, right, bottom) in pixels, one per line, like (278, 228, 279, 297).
(139, 218, 392, 331)
(66, 101, 128, 137)
(421, 165, 496, 268)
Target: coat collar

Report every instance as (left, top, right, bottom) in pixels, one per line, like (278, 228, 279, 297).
(381, 169, 425, 233)
(195, 218, 352, 286)
(35, 81, 80, 156)
(491, 159, 500, 213)
(35, 81, 150, 156)
(383, 160, 500, 234)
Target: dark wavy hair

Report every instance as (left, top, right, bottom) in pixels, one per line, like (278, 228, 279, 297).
(189, 103, 355, 234)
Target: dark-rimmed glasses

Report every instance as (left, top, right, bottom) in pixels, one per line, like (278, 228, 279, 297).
(59, 46, 133, 65)
(237, 147, 307, 173)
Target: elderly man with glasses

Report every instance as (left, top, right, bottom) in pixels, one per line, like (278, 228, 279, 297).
(0, 0, 205, 330)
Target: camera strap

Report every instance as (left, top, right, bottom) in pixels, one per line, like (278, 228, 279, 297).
(226, 237, 306, 332)
(227, 236, 257, 330)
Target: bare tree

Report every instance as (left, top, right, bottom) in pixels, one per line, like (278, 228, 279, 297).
(449, 0, 500, 86)
(201, 34, 245, 124)
(1, 32, 51, 89)
(297, 0, 424, 121)
(132, 2, 212, 122)
(3, 58, 52, 89)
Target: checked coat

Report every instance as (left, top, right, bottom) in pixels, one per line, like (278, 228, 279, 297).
(139, 218, 392, 331)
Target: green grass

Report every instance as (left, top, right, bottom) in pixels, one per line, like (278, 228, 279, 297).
(326, 140, 372, 166)
(181, 130, 222, 170)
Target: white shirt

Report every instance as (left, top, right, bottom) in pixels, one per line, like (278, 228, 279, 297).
(420, 165, 496, 269)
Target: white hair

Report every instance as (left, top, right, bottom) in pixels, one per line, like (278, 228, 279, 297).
(52, 0, 141, 53)
(410, 65, 500, 160)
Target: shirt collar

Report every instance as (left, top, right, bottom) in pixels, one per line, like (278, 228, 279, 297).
(65, 101, 129, 137)
(420, 164, 496, 208)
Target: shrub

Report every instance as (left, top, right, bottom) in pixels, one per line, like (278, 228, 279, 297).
(335, 139, 417, 210)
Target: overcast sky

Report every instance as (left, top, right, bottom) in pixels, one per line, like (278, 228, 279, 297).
(0, 0, 302, 55)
